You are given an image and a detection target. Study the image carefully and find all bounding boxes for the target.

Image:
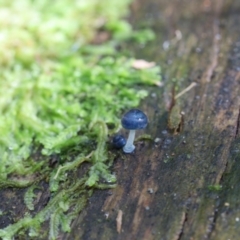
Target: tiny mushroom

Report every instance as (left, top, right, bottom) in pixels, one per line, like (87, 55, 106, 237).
(121, 109, 148, 153)
(112, 134, 126, 149)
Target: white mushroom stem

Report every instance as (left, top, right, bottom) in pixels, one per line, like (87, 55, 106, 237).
(123, 130, 136, 153)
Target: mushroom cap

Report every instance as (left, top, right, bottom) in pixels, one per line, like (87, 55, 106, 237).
(121, 109, 148, 130)
(112, 134, 126, 148)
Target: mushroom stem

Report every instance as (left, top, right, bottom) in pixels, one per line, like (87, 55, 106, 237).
(123, 130, 136, 153)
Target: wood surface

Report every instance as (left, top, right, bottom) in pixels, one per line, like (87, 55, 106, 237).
(65, 0, 240, 239)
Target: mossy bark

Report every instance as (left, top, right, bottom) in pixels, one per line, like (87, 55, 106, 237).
(65, 0, 240, 239)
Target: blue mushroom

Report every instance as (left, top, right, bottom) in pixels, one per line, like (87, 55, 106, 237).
(121, 109, 148, 153)
(112, 134, 126, 149)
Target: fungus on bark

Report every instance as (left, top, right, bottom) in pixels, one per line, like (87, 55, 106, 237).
(112, 134, 126, 149)
(121, 109, 148, 153)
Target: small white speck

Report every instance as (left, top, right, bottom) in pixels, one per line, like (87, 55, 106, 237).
(163, 41, 170, 50)
(236, 217, 239, 222)
(196, 47, 202, 53)
(148, 188, 154, 194)
(154, 138, 161, 143)
(215, 34, 221, 40)
(175, 30, 182, 40)
(162, 130, 168, 135)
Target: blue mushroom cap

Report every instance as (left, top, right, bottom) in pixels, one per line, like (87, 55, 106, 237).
(112, 134, 126, 148)
(121, 109, 148, 130)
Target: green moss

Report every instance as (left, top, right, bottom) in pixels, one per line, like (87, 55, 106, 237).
(208, 184, 222, 192)
(0, 0, 161, 238)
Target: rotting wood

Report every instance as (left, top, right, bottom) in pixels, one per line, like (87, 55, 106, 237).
(116, 210, 123, 234)
(64, 0, 240, 239)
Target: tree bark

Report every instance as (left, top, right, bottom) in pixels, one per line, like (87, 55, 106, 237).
(65, 0, 240, 239)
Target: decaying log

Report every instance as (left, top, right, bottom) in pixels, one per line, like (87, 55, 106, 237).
(65, 0, 240, 239)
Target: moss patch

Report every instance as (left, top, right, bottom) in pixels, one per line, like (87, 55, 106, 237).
(0, 0, 160, 239)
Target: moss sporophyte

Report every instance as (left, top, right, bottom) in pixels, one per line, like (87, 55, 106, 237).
(0, 0, 160, 239)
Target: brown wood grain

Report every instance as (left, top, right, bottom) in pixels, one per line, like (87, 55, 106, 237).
(64, 0, 240, 239)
